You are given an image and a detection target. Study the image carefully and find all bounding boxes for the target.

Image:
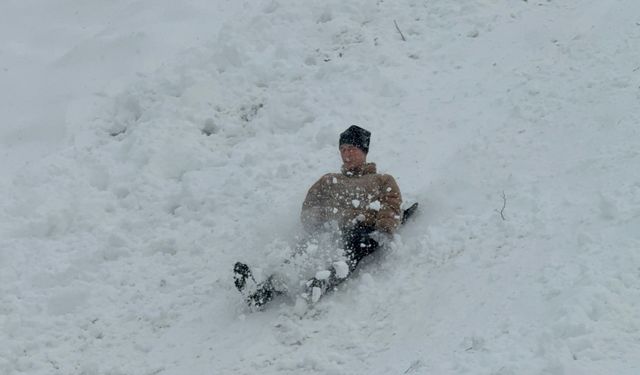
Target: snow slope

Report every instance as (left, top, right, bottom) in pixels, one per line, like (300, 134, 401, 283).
(1, 0, 639, 374)
(0, 0, 242, 178)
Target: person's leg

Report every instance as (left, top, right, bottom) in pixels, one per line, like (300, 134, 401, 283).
(247, 277, 278, 308)
(236, 234, 329, 307)
(304, 226, 380, 303)
(342, 225, 379, 272)
(234, 262, 283, 309)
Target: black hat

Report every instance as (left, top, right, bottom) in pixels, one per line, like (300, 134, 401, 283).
(339, 125, 371, 154)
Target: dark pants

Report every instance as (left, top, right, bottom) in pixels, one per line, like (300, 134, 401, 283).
(341, 225, 379, 272)
(306, 225, 380, 295)
(248, 225, 380, 307)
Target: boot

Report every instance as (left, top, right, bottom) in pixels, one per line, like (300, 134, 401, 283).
(233, 262, 254, 292)
(304, 267, 341, 304)
(247, 277, 276, 308)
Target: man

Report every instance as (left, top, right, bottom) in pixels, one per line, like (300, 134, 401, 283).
(301, 125, 402, 270)
(234, 125, 404, 308)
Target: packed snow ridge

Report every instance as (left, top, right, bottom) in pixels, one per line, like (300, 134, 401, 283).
(1, 0, 639, 374)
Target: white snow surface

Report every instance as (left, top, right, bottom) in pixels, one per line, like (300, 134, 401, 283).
(1, 0, 639, 374)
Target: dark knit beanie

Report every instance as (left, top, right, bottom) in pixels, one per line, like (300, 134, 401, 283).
(339, 125, 371, 154)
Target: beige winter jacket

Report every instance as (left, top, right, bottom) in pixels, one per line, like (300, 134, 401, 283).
(301, 163, 402, 234)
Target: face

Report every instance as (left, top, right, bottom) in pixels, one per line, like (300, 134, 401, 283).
(339, 144, 367, 169)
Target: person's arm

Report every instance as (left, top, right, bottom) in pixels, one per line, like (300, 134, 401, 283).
(301, 174, 333, 232)
(375, 174, 402, 233)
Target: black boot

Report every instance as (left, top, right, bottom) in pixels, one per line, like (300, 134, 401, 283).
(234, 262, 279, 309)
(304, 267, 343, 304)
(248, 277, 276, 308)
(233, 262, 254, 292)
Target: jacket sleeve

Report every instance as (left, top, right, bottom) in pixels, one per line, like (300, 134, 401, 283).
(301, 174, 334, 232)
(375, 174, 402, 233)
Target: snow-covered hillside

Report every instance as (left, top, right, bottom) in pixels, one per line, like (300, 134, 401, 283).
(1, 0, 639, 374)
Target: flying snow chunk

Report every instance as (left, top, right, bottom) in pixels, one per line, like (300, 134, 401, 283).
(368, 200, 381, 211)
(332, 177, 337, 184)
(352, 199, 360, 208)
(306, 243, 319, 254)
(333, 261, 349, 279)
(316, 270, 332, 280)
(311, 287, 322, 303)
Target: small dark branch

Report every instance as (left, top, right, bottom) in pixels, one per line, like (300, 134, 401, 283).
(394, 20, 407, 41)
(495, 191, 507, 220)
(109, 127, 127, 137)
(404, 360, 424, 374)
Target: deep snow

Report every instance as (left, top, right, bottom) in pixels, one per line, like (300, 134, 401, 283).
(1, 0, 639, 374)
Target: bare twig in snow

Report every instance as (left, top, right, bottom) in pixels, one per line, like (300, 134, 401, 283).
(404, 359, 425, 373)
(495, 191, 507, 220)
(394, 20, 407, 41)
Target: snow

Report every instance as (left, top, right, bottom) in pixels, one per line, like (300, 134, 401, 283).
(1, 0, 640, 374)
(333, 261, 349, 279)
(311, 287, 323, 304)
(368, 200, 381, 211)
(315, 270, 332, 281)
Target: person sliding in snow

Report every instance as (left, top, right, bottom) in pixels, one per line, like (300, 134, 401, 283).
(234, 125, 405, 308)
